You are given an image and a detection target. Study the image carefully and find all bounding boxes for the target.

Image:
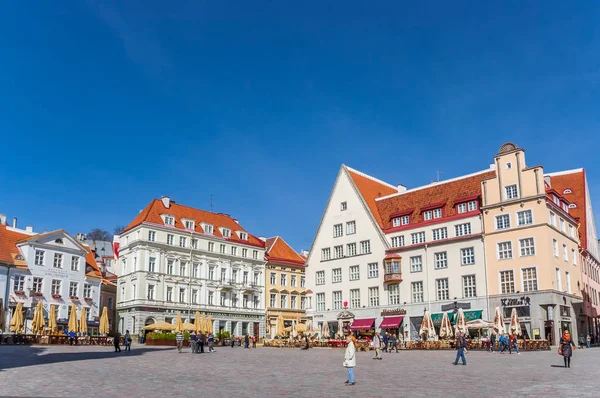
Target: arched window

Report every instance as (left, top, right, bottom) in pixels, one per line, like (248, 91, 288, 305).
(563, 189, 572, 194)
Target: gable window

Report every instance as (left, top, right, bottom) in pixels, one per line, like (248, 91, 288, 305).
(35, 250, 45, 266)
(468, 201, 477, 211)
(316, 271, 325, 285)
(411, 232, 426, 245)
(321, 248, 331, 261)
(455, 223, 472, 237)
(495, 214, 510, 230)
(164, 215, 175, 226)
(368, 263, 379, 278)
(505, 185, 518, 200)
(360, 240, 371, 254)
(346, 221, 356, 235)
(457, 203, 467, 214)
(222, 229, 231, 238)
(423, 210, 433, 221)
(332, 268, 342, 283)
(347, 243, 357, 256)
(184, 220, 195, 230)
(148, 231, 156, 242)
(53, 253, 63, 269)
(71, 256, 79, 271)
(498, 241, 513, 260)
(392, 217, 401, 227)
(433, 208, 442, 219)
(333, 224, 343, 238)
(204, 224, 214, 235)
(350, 265, 360, 281)
(432, 227, 448, 241)
(239, 232, 248, 240)
(519, 238, 535, 257)
(341, 202, 347, 211)
(334, 245, 343, 258)
(517, 210, 533, 226)
(434, 252, 448, 269)
(391, 235, 404, 248)
(410, 256, 422, 272)
(461, 248, 475, 265)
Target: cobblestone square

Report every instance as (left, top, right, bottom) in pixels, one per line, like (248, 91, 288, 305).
(0, 344, 599, 397)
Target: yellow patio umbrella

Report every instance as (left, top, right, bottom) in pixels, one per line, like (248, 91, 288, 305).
(194, 311, 201, 334)
(99, 307, 110, 335)
(206, 316, 213, 335)
(182, 322, 196, 331)
(10, 303, 24, 333)
(277, 314, 285, 337)
(79, 307, 88, 335)
(68, 304, 78, 333)
(141, 321, 175, 331)
(175, 312, 183, 333)
(31, 301, 46, 335)
(200, 313, 207, 334)
(48, 305, 58, 334)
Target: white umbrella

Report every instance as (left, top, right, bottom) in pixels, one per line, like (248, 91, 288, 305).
(291, 320, 298, 338)
(419, 311, 437, 339)
(321, 321, 330, 339)
(439, 312, 454, 339)
(466, 319, 494, 329)
(337, 320, 344, 337)
(509, 308, 522, 336)
(493, 307, 506, 335)
(454, 308, 468, 335)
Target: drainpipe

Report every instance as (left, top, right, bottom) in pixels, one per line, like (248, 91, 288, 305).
(424, 244, 430, 311)
(3, 265, 13, 332)
(480, 219, 491, 321)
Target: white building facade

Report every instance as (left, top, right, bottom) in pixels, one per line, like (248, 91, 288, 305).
(116, 197, 267, 338)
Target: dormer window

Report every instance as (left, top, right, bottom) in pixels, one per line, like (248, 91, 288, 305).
(423, 211, 432, 221)
(203, 224, 214, 235)
(238, 232, 248, 241)
(568, 204, 577, 209)
(55, 238, 64, 244)
(164, 215, 175, 226)
(222, 228, 231, 238)
(553, 195, 560, 206)
(457, 203, 467, 214)
(184, 220, 195, 230)
(392, 217, 401, 227)
(468, 201, 477, 211)
(563, 189, 572, 194)
(433, 208, 442, 219)
(562, 203, 568, 213)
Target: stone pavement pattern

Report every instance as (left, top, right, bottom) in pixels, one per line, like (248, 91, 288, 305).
(0, 344, 599, 397)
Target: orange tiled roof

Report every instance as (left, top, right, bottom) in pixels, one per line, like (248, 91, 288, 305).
(265, 236, 305, 266)
(547, 170, 587, 249)
(376, 170, 496, 231)
(0, 225, 30, 268)
(123, 199, 265, 248)
(346, 167, 398, 228)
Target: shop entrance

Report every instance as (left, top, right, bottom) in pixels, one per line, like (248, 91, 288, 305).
(545, 321, 555, 346)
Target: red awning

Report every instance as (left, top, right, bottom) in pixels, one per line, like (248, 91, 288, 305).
(379, 316, 404, 329)
(350, 318, 376, 331)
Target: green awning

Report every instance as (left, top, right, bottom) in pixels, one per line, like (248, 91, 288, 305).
(463, 310, 482, 322)
(432, 311, 481, 326)
(431, 312, 456, 326)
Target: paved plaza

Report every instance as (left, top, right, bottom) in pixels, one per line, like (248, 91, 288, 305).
(0, 344, 599, 397)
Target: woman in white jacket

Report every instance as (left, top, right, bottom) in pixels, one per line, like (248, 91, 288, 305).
(343, 334, 357, 386)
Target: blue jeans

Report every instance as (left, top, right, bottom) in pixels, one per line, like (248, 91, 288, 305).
(455, 348, 466, 365)
(347, 367, 355, 383)
(512, 342, 519, 353)
(587, 342, 590, 348)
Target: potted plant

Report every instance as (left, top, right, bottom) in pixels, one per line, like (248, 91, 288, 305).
(70, 296, 79, 300)
(30, 292, 43, 297)
(84, 297, 93, 302)
(52, 294, 62, 299)
(14, 290, 25, 296)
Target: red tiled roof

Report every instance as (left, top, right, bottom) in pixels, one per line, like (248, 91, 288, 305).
(346, 167, 398, 228)
(0, 225, 30, 268)
(265, 236, 305, 266)
(376, 171, 496, 231)
(123, 199, 265, 248)
(547, 170, 587, 249)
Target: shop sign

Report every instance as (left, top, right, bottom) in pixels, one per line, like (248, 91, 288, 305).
(312, 314, 324, 318)
(500, 296, 531, 307)
(380, 308, 407, 316)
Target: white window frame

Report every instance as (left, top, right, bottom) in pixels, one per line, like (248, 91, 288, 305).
(521, 266, 538, 292)
(411, 232, 426, 245)
(455, 223, 472, 237)
(411, 281, 424, 303)
(434, 252, 448, 269)
(457, 203, 467, 214)
(462, 275, 477, 298)
(461, 248, 475, 265)
(391, 235, 404, 248)
(316, 293, 325, 311)
(350, 289, 360, 308)
(388, 284, 400, 305)
(495, 214, 511, 230)
(148, 230, 156, 241)
(432, 227, 448, 241)
(410, 256, 423, 272)
(423, 210, 432, 221)
(347, 243, 357, 256)
(53, 253, 63, 269)
(468, 201, 478, 211)
(497, 241, 513, 260)
(321, 248, 331, 261)
(436, 278, 449, 301)
(346, 221, 356, 235)
(505, 184, 518, 200)
(392, 217, 401, 228)
(70, 256, 79, 271)
(499, 269, 515, 294)
(332, 268, 342, 283)
(368, 287, 379, 307)
(334, 245, 343, 258)
(341, 201, 347, 211)
(332, 291, 342, 310)
(349, 265, 360, 281)
(517, 210, 533, 226)
(316, 271, 325, 285)
(553, 239, 559, 257)
(401, 215, 410, 225)
(367, 263, 379, 278)
(360, 240, 371, 254)
(519, 237, 536, 257)
(333, 224, 343, 238)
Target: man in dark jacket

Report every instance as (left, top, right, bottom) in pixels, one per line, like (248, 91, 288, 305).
(490, 333, 496, 352)
(453, 331, 467, 365)
(382, 332, 389, 352)
(189, 331, 198, 353)
(198, 333, 205, 353)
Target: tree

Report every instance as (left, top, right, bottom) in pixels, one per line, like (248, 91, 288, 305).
(113, 225, 126, 235)
(87, 228, 111, 241)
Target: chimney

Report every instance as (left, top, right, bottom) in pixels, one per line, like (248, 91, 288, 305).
(0, 214, 6, 226)
(76, 233, 85, 241)
(302, 250, 309, 257)
(544, 176, 551, 188)
(397, 184, 407, 193)
(259, 237, 267, 242)
(233, 219, 239, 224)
(12, 217, 17, 228)
(25, 226, 33, 233)
(161, 196, 171, 208)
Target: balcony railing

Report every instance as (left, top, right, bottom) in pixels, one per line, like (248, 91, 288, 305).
(383, 272, 403, 284)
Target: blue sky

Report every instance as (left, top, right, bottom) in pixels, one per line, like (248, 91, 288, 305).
(1, 1, 599, 252)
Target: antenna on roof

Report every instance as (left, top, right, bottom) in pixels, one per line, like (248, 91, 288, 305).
(436, 170, 443, 182)
(210, 194, 215, 212)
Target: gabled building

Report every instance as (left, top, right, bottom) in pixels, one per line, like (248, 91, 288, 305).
(264, 236, 307, 337)
(116, 196, 267, 338)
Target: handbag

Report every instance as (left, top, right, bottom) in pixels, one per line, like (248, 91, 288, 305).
(558, 347, 562, 355)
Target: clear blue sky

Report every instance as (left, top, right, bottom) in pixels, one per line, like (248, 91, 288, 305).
(1, 1, 599, 252)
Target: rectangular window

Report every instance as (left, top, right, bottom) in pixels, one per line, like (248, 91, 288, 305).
(556, 268, 562, 291)
(392, 217, 401, 227)
(350, 289, 360, 308)
(433, 208, 442, 219)
(411, 232, 426, 245)
(347, 243, 357, 256)
(410, 256, 423, 272)
(291, 295, 297, 309)
(166, 287, 173, 302)
(457, 203, 467, 214)
(423, 210, 432, 221)
(167, 260, 174, 275)
(498, 241, 513, 260)
(164, 215, 174, 225)
(463, 275, 477, 298)
(388, 284, 400, 305)
(432, 227, 448, 241)
(220, 244, 226, 254)
(346, 221, 356, 235)
(349, 265, 360, 281)
(553, 239, 559, 257)
(333, 291, 342, 310)
(401, 215, 410, 225)
(368, 263, 379, 278)
(517, 210, 533, 226)
(522, 267, 538, 292)
(341, 202, 347, 211)
(412, 281, 424, 303)
(51, 280, 61, 295)
(180, 262, 187, 277)
(222, 228, 231, 238)
(239, 232, 248, 241)
(290, 274, 297, 287)
(53, 253, 63, 269)
(333, 224, 343, 237)
(208, 242, 215, 252)
(13, 275, 25, 291)
(334, 245, 343, 258)
(391, 236, 405, 248)
(241, 248, 248, 258)
(185, 220, 194, 229)
(192, 289, 198, 304)
(208, 266, 215, 280)
(253, 250, 259, 260)
(192, 262, 199, 278)
(300, 276, 305, 288)
(560, 219, 566, 232)
(191, 239, 198, 249)
(436, 278, 449, 301)
(368, 287, 379, 307)
(270, 293, 277, 308)
(83, 283, 92, 299)
(148, 257, 156, 272)
(563, 244, 568, 261)
(572, 249, 577, 265)
(505, 185, 518, 200)
(270, 272, 276, 285)
(316, 271, 325, 285)
(253, 272, 260, 286)
(280, 274, 287, 286)
(243, 271, 249, 285)
(69, 281, 78, 297)
(301, 296, 307, 310)
(332, 268, 342, 283)
(566, 271, 571, 293)
(167, 234, 174, 245)
(519, 238, 535, 257)
(179, 288, 185, 303)
(231, 246, 238, 256)
(550, 212, 557, 227)
(208, 291, 214, 305)
(360, 240, 371, 254)
(35, 250, 45, 266)
(386, 260, 400, 274)
(496, 214, 510, 230)
(147, 230, 156, 242)
(455, 223, 472, 237)
(70, 256, 79, 271)
(204, 224, 214, 234)
(434, 252, 448, 269)
(461, 248, 475, 265)
(147, 285, 155, 300)
(500, 270, 515, 294)
(316, 293, 325, 311)
(569, 224, 575, 239)
(321, 248, 331, 261)
(468, 201, 477, 212)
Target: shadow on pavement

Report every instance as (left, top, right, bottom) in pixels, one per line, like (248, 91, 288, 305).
(0, 346, 171, 372)
(549, 364, 566, 368)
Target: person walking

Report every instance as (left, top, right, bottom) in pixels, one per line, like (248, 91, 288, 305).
(372, 331, 383, 360)
(559, 330, 576, 368)
(244, 334, 250, 349)
(390, 334, 398, 353)
(113, 331, 121, 353)
(252, 335, 257, 348)
(382, 332, 389, 353)
(490, 333, 496, 353)
(586, 334, 591, 348)
(198, 333, 205, 353)
(69, 330, 75, 346)
(343, 335, 357, 386)
(189, 331, 198, 353)
(231, 335, 236, 348)
(175, 331, 184, 353)
(124, 330, 132, 352)
(453, 331, 467, 365)
(207, 333, 215, 353)
(509, 334, 519, 354)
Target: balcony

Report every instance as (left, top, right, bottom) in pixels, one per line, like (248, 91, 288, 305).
(383, 272, 403, 284)
(383, 254, 402, 285)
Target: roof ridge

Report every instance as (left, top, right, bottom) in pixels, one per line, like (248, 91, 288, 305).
(273, 236, 305, 262)
(376, 168, 494, 201)
(344, 165, 398, 191)
(545, 168, 584, 177)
